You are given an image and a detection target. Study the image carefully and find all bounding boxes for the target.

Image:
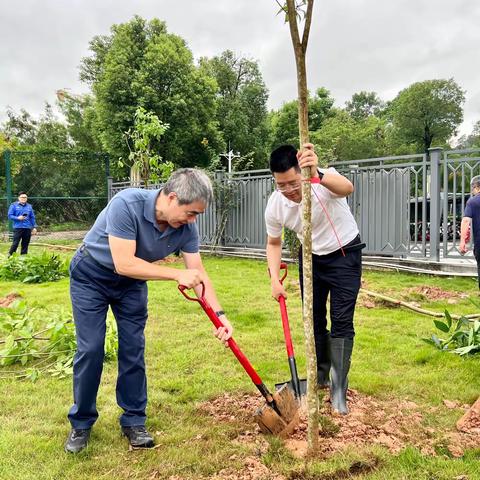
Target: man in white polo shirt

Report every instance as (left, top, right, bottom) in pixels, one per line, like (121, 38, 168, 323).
(265, 144, 363, 415)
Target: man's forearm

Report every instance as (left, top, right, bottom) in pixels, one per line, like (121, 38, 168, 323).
(318, 172, 354, 197)
(114, 257, 181, 281)
(460, 217, 471, 244)
(266, 241, 283, 283)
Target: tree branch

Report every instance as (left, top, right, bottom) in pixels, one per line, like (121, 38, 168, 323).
(302, 0, 314, 52)
(286, 0, 302, 51)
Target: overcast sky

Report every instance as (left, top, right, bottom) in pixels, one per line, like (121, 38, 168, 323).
(1, 0, 479, 137)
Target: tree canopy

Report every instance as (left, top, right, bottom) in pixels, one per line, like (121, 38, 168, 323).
(389, 78, 465, 153)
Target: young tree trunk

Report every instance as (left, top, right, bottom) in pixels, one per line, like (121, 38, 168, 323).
(285, 0, 318, 453)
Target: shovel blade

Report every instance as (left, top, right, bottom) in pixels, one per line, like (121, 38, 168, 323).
(275, 378, 308, 398)
(254, 384, 299, 437)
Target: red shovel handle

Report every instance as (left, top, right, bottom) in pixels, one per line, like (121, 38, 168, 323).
(178, 283, 264, 387)
(269, 263, 295, 357)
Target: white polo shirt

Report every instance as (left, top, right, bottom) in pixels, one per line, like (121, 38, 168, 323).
(265, 167, 359, 256)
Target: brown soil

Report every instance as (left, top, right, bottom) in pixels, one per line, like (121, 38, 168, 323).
(0, 293, 22, 307)
(199, 390, 480, 463)
(406, 286, 469, 303)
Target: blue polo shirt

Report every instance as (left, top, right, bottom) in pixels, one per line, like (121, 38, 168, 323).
(464, 194, 480, 247)
(83, 188, 199, 270)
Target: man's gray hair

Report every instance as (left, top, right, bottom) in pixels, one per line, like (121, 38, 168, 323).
(163, 168, 214, 205)
(471, 175, 480, 190)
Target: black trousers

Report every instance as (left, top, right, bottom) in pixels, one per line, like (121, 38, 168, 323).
(9, 228, 32, 255)
(299, 240, 362, 339)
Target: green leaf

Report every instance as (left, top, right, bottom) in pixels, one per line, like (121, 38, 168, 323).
(434, 320, 450, 333)
(444, 310, 452, 329)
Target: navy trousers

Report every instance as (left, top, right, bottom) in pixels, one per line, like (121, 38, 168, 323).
(68, 247, 148, 429)
(299, 241, 362, 339)
(9, 228, 32, 255)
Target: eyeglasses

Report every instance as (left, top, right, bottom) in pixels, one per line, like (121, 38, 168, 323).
(276, 181, 302, 193)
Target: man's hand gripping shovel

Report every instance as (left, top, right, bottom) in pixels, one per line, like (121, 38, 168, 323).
(178, 282, 299, 437)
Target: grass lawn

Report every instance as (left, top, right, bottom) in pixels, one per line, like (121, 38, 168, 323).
(0, 243, 479, 479)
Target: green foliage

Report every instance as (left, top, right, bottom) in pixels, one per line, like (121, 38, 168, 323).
(80, 16, 222, 168)
(3, 104, 71, 149)
(269, 87, 335, 149)
(199, 50, 270, 169)
(389, 78, 465, 153)
(0, 253, 68, 283)
(345, 91, 386, 121)
(56, 90, 103, 151)
(423, 310, 480, 355)
(312, 109, 389, 162)
(122, 106, 172, 184)
(0, 301, 117, 379)
(456, 120, 480, 149)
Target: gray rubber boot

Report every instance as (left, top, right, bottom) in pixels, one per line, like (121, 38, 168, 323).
(315, 333, 331, 387)
(330, 337, 354, 415)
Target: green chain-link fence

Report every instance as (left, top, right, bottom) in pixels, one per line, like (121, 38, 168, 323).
(1, 150, 110, 243)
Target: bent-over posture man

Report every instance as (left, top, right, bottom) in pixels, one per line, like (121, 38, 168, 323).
(65, 169, 233, 453)
(265, 144, 363, 415)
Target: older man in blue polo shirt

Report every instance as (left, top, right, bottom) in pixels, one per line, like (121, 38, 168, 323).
(65, 168, 232, 453)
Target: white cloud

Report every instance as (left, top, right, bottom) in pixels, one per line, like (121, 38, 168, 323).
(0, 0, 478, 136)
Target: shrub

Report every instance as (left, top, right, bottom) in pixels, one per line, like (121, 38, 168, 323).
(0, 252, 68, 283)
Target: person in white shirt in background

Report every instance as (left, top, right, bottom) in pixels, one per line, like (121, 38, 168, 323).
(265, 143, 364, 415)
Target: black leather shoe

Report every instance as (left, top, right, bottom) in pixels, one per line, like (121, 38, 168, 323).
(64, 428, 91, 453)
(121, 425, 155, 448)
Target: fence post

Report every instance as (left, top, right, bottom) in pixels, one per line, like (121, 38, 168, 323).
(214, 171, 226, 247)
(107, 177, 113, 202)
(429, 147, 443, 262)
(4, 150, 13, 237)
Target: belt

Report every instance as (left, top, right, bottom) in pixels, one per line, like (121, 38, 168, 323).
(301, 235, 366, 260)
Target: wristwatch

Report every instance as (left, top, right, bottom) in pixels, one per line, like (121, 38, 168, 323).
(317, 168, 324, 181)
(215, 310, 225, 317)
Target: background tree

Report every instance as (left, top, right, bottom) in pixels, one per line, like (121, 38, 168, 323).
(269, 87, 334, 148)
(79, 16, 223, 170)
(389, 78, 465, 153)
(2, 108, 38, 147)
(56, 90, 102, 151)
(199, 50, 270, 169)
(312, 109, 388, 162)
(122, 106, 172, 185)
(345, 90, 385, 121)
(456, 120, 480, 149)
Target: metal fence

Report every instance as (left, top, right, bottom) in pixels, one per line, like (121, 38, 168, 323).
(108, 147, 480, 261)
(1, 150, 110, 242)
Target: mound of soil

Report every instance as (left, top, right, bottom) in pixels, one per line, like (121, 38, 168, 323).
(0, 293, 22, 307)
(199, 390, 480, 461)
(406, 286, 468, 303)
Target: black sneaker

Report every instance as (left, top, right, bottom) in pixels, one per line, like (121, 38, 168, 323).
(64, 428, 91, 453)
(121, 425, 155, 448)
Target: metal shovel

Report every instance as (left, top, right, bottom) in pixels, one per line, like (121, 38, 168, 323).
(272, 263, 307, 399)
(178, 283, 299, 437)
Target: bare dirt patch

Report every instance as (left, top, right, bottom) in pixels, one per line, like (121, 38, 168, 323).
(199, 390, 480, 462)
(0, 293, 22, 307)
(406, 286, 469, 304)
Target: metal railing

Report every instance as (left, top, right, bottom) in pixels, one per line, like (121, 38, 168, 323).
(109, 148, 480, 261)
